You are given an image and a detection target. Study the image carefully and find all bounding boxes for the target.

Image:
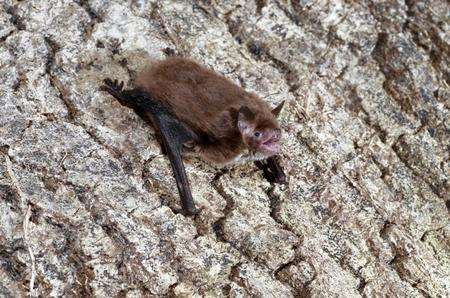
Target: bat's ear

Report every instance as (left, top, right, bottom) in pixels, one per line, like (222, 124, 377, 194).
(238, 106, 256, 135)
(271, 100, 285, 117)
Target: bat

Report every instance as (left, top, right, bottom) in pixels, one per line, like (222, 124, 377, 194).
(101, 57, 286, 215)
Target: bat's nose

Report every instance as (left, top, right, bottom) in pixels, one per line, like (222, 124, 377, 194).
(273, 128, 282, 141)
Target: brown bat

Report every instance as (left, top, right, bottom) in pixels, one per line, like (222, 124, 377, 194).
(101, 57, 286, 215)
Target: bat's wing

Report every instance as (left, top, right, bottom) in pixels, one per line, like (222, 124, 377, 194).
(101, 79, 200, 215)
(255, 155, 286, 184)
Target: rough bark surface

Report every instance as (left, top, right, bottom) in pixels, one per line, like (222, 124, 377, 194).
(0, 0, 448, 297)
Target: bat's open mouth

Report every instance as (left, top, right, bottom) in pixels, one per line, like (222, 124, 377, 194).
(261, 139, 280, 153)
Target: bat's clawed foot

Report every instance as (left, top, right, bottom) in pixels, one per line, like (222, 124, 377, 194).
(100, 78, 125, 97)
(255, 156, 287, 184)
(105, 78, 124, 92)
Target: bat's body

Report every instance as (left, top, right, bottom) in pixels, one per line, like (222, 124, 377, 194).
(136, 57, 282, 165)
(102, 57, 285, 215)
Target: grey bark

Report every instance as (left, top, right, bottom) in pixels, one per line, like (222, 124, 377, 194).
(0, 0, 448, 296)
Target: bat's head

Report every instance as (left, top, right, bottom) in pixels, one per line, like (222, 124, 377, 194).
(237, 101, 284, 157)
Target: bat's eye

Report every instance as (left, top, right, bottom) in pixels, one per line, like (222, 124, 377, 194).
(254, 131, 261, 138)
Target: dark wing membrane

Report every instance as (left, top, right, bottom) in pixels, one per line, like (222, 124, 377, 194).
(101, 79, 200, 215)
(255, 155, 286, 184)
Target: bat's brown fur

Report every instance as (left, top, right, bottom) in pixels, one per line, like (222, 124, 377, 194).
(136, 57, 282, 165)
